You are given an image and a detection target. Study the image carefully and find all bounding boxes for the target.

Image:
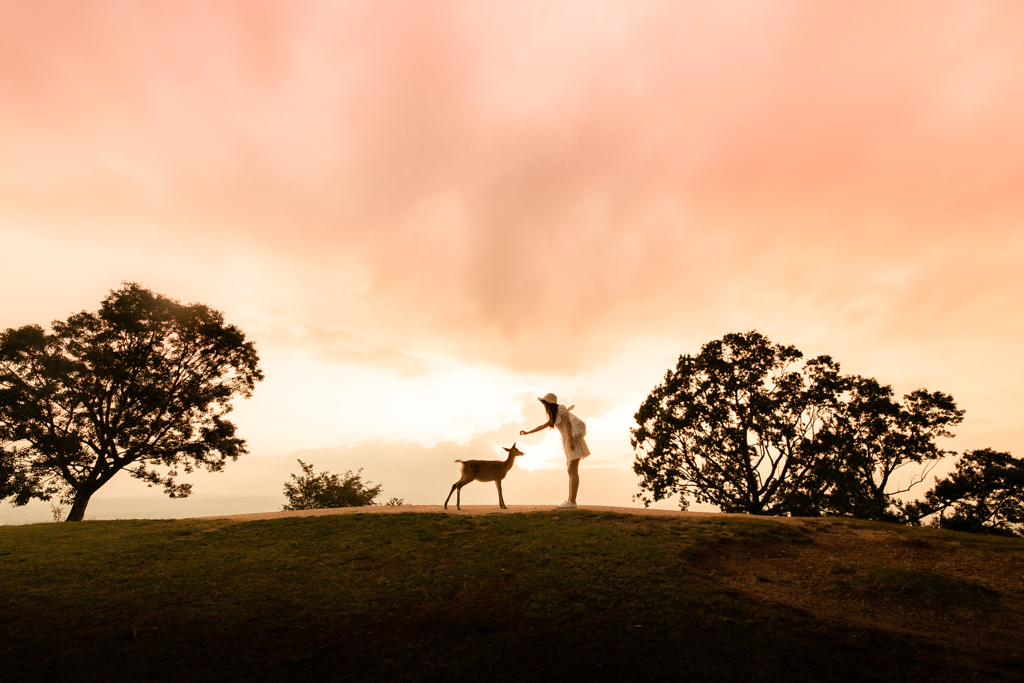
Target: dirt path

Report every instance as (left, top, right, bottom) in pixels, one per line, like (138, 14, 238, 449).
(194, 504, 807, 524)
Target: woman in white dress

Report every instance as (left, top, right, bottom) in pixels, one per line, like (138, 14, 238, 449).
(520, 392, 590, 509)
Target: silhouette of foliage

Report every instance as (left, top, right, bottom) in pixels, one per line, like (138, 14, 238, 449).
(0, 445, 36, 505)
(633, 331, 965, 520)
(793, 377, 963, 521)
(0, 283, 263, 521)
(282, 460, 383, 510)
(904, 449, 1024, 537)
(631, 331, 846, 514)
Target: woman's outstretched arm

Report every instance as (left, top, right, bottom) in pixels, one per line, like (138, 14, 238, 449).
(520, 421, 552, 436)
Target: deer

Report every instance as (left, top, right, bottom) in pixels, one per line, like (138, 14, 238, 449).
(443, 443, 524, 511)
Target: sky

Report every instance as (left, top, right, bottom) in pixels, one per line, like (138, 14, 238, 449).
(2, 0, 1023, 522)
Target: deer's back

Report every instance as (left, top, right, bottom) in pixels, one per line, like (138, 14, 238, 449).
(456, 458, 509, 482)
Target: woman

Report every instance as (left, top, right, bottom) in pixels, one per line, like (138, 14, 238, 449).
(520, 392, 590, 509)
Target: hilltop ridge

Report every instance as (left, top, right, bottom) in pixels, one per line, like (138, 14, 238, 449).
(2, 510, 1021, 682)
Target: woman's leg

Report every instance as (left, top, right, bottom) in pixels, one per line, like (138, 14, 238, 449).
(567, 459, 580, 504)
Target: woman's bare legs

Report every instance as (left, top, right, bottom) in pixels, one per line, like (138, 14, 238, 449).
(567, 459, 580, 504)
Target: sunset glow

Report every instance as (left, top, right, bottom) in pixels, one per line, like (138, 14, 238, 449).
(2, 0, 1023, 521)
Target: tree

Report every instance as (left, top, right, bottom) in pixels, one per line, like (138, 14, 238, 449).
(904, 449, 1024, 536)
(0, 283, 263, 521)
(282, 460, 383, 510)
(631, 331, 845, 514)
(632, 331, 964, 519)
(801, 377, 963, 521)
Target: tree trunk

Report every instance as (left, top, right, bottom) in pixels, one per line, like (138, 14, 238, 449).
(65, 489, 94, 522)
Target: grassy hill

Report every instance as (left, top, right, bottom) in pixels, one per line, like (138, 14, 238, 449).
(2, 510, 1022, 682)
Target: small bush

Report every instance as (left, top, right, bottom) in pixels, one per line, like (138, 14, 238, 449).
(282, 460, 382, 510)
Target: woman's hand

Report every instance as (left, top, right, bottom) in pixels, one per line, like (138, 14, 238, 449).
(519, 430, 526, 436)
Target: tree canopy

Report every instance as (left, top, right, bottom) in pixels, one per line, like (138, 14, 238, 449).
(632, 331, 968, 522)
(905, 449, 1024, 536)
(282, 460, 383, 510)
(631, 331, 846, 514)
(0, 283, 263, 521)
(792, 376, 963, 521)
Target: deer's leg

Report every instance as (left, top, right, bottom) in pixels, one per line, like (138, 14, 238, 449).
(496, 479, 506, 509)
(444, 481, 460, 510)
(456, 482, 464, 510)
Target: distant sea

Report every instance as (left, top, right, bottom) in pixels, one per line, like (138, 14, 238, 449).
(0, 494, 285, 525)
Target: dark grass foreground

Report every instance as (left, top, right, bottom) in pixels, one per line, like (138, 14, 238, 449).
(2, 511, 1022, 682)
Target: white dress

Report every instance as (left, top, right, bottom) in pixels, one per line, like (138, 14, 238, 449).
(555, 404, 590, 463)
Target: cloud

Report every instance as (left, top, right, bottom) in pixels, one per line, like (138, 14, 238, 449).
(2, 0, 1023, 381)
(262, 323, 435, 377)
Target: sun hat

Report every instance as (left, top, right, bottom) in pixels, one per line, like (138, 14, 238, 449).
(539, 392, 558, 404)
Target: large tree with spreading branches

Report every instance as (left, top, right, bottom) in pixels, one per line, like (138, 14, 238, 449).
(0, 283, 263, 521)
(632, 331, 966, 520)
(631, 331, 846, 514)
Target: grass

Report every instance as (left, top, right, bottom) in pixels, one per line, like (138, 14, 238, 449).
(826, 561, 1000, 610)
(2, 511, 1022, 682)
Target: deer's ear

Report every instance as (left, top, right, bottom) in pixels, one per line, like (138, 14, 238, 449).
(512, 442, 517, 449)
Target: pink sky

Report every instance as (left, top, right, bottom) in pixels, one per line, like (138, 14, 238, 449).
(2, 1, 1023, 519)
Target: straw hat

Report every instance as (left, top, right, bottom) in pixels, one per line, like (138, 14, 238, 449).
(539, 392, 558, 405)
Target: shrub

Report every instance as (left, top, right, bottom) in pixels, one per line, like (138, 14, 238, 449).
(282, 460, 382, 510)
